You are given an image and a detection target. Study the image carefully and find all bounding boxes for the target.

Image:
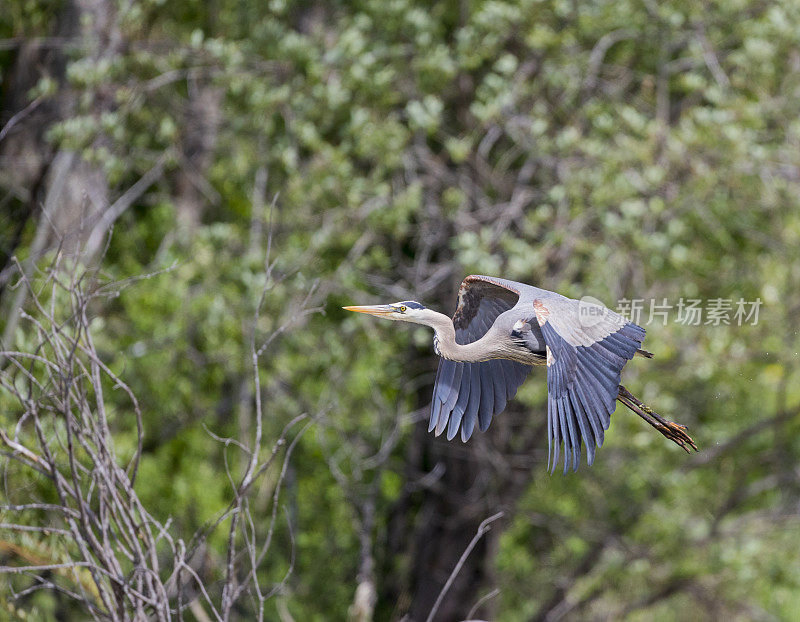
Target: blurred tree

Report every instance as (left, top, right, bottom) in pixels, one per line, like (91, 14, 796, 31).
(1, 0, 800, 620)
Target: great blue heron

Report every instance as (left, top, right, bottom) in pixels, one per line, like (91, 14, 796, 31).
(344, 275, 697, 473)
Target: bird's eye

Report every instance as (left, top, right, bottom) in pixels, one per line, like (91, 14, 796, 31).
(399, 305, 407, 313)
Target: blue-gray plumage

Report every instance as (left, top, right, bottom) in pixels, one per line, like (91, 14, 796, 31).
(344, 275, 697, 473)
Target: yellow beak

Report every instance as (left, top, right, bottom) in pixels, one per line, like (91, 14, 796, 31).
(342, 304, 396, 318)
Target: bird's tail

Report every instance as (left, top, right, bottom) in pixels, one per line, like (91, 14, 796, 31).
(635, 348, 653, 358)
(617, 385, 697, 452)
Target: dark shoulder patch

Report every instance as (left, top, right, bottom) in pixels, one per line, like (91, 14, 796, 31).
(452, 279, 519, 331)
(453, 286, 482, 330)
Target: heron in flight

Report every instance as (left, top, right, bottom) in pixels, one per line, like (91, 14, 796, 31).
(344, 275, 697, 473)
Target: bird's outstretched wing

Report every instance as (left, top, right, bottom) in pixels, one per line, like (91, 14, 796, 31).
(532, 295, 646, 473)
(430, 276, 532, 442)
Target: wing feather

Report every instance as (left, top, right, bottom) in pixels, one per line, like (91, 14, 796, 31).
(477, 366, 495, 432)
(577, 367, 612, 429)
(535, 294, 646, 471)
(582, 344, 625, 371)
(434, 360, 463, 436)
(489, 359, 508, 420)
(436, 358, 458, 404)
(575, 382, 605, 446)
(571, 390, 596, 466)
(429, 362, 444, 433)
(597, 335, 636, 359)
(565, 397, 581, 472)
(460, 363, 482, 441)
(441, 362, 464, 415)
(447, 373, 471, 440)
(590, 344, 627, 368)
(429, 276, 533, 440)
(546, 395, 555, 470)
(557, 397, 575, 474)
(577, 349, 620, 398)
(501, 359, 528, 399)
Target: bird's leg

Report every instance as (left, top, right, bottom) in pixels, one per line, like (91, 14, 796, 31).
(617, 385, 698, 453)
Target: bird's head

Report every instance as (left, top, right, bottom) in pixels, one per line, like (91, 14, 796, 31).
(343, 300, 432, 324)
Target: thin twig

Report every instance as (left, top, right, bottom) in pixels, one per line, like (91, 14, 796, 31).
(466, 588, 501, 620)
(0, 561, 91, 574)
(425, 512, 504, 622)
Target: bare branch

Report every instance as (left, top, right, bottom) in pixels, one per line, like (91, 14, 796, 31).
(0, 245, 310, 619)
(425, 512, 504, 622)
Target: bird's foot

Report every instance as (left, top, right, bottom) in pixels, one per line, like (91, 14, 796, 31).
(618, 385, 698, 453)
(646, 411, 698, 453)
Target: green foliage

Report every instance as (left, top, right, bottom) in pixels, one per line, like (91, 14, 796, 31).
(2, 0, 800, 619)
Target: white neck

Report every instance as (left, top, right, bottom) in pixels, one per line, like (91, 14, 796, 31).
(425, 311, 496, 363)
